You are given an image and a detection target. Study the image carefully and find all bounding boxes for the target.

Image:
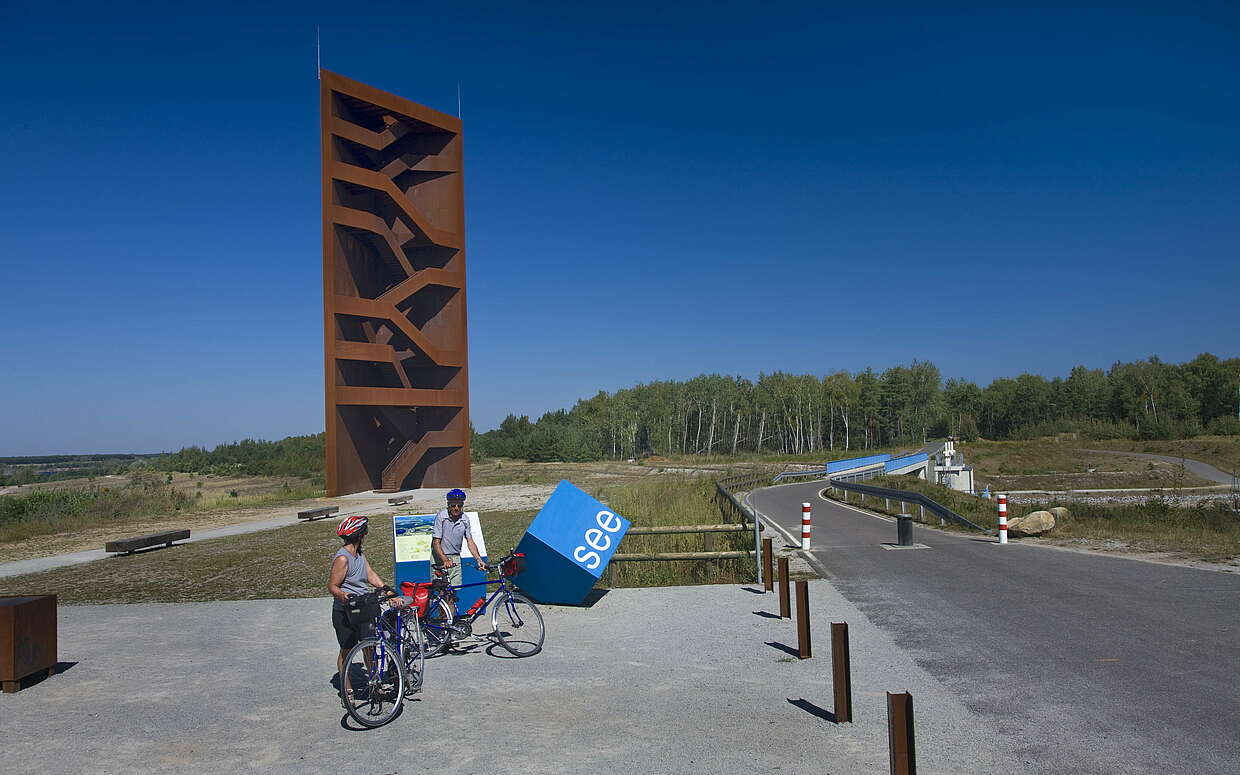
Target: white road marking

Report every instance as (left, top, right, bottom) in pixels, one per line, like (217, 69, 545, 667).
(814, 487, 895, 522)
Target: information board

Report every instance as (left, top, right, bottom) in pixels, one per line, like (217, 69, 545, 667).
(392, 512, 488, 615)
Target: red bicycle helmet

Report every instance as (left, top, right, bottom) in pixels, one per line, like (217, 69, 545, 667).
(337, 515, 369, 538)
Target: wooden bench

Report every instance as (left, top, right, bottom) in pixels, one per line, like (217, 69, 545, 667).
(387, 495, 412, 506)
(297, 506, 339, 521)
(104, 529, 191, 555)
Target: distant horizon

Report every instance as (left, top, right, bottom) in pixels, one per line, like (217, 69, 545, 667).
(4, 349, 1233, 457)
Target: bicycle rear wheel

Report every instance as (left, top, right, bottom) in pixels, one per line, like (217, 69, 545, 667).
(341, 638, 406, 728)
(491, 592, 544, 657)
(421, 597, 456, 658)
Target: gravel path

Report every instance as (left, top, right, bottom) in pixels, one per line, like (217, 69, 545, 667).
(1, 585, 1022, 774)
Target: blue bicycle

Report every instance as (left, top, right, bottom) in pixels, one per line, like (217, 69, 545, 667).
(404, 551, 544, 658)
(340, 586, 425, 728)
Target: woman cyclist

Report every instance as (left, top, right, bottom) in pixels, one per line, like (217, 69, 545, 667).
(328, 515, 405, 697)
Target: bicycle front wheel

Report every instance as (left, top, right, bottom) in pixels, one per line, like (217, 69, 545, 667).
(401, 613, 426, 693)
(491, 592, 544, 657)
(421, 597, 456, 658)
(341, 638, 406, 728)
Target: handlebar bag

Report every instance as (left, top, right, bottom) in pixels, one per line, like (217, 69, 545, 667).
(345, 592, 381, 629)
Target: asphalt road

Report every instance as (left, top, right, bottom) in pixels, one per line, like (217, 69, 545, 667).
(1079, 449, 1238, 485)
(750, 481, 1240, 774)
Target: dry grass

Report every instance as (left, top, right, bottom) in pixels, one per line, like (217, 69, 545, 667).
(830, 475, 1240, 562)
(0, 474, 321, 545)
(0, 474, 762, 603)
(595, 476, 755, 588)
(962, 440, 1216, 490)
(1085, 437, 1240, 478)
(0, 509, 537, 605)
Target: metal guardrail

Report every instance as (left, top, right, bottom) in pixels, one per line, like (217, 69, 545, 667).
(773, 468, 828, 482)
(713, 468, 775, 584)
(825, 479, 988, 532)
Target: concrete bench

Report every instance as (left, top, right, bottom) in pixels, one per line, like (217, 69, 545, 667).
(387, 495, 412, 506)
(297, 506, 339, 521)
(105, 529, 191, 555)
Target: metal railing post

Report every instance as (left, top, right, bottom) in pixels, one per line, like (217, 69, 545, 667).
(831, 622, 852, 723)
(887, 691, 916, 774)
(796, 580, 811, 659)
(762, 537, 774, 592)
(778, 556, 790, 618)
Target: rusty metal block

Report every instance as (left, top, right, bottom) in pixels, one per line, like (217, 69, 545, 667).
(0, 595, 57, 692)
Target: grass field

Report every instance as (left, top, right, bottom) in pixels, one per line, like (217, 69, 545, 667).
(0, 476, 757, 603)
(830, 475, 1240, 562)
(962, 439, 1218, 491)
(1085, 437, 1240, 479)
(0, 472, 321, 544)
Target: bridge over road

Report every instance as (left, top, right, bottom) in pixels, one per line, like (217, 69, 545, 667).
(750, 480, 1240, 773)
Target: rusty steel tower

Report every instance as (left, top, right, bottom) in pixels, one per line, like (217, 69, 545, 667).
(321, 71, 470, 496)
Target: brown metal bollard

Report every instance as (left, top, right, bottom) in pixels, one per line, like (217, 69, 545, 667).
(831, 622, 852, 722)
(887, 691, 916, 775)
(762, 537, 774, 592)
(795, 580, 811, 659)
(777, 556, 790, 618)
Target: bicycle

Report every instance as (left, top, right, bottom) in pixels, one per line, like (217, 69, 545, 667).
(403, 551, 545, 659)
(339, 586, 426, 728)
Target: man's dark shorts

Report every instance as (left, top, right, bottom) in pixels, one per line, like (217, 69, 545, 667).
(332, 606, 373, 649)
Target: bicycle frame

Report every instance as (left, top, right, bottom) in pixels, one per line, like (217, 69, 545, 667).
(422, 575, 518, 640)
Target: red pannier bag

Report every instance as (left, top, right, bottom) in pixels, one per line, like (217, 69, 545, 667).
(500, 553, 525, 577)
(400, 581, 433, 616)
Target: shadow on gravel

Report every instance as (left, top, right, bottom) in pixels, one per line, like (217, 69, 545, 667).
(741, 586, 766, 595)
(108, 544, 185, 559)
(787, 698, 837, 723)
(765, 641, 800, 658)
(8, 661, 77, 692)
(752, 610, 781, 619)
(531, 588, 609, 608)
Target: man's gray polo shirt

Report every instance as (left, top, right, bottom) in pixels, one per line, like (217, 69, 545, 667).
(432, 509, 471, 555)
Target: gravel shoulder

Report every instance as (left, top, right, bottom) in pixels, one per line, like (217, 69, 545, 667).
(1, 584, 1022, 774)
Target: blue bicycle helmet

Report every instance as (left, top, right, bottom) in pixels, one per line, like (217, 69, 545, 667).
(446, 488, 467, 502)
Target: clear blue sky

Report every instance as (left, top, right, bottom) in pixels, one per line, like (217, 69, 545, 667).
(2, 1, 1237, 455)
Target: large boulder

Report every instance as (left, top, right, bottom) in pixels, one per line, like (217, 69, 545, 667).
(1049, 506, 1072, 523)
(1011, 510, 1056, 536)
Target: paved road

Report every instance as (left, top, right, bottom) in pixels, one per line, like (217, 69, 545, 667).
(750, 480, 1240, 774)
(1079, 449, 1238, 486)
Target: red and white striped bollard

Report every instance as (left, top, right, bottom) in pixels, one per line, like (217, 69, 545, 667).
(801, 502, 812, 550)
(997, 493, 1008, 545)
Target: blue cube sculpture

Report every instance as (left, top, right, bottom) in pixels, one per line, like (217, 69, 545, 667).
(512, 480, 631, 605)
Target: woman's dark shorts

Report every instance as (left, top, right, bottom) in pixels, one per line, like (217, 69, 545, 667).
(332, 605, 372, 649)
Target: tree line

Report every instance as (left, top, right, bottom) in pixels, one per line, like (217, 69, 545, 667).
(473, 353, 1240, 462)
(155, 434, 325, 481)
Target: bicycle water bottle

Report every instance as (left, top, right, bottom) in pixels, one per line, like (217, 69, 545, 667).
(466, 598, 485, 616)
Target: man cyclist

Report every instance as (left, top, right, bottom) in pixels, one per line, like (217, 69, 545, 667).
(431, 489, 487, 586)
(328, 515, 405, 698)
